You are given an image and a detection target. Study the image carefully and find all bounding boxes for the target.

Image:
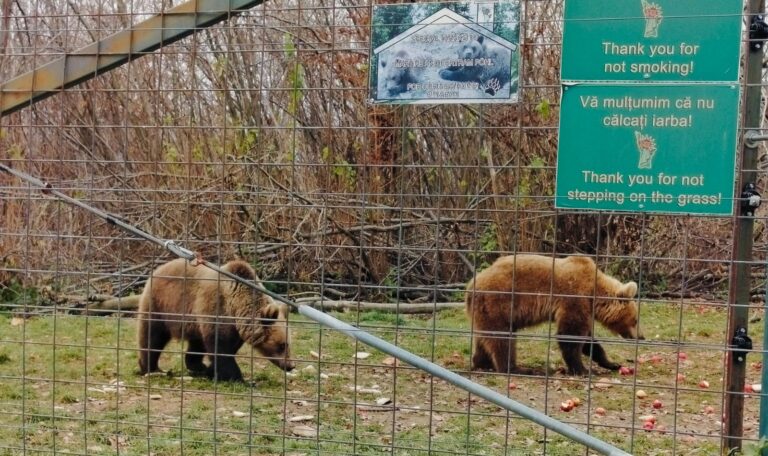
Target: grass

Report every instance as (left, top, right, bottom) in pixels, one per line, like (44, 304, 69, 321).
(0, 302, 763, 455)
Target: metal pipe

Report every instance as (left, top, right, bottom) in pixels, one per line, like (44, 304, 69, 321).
(0, 0, 266, 117)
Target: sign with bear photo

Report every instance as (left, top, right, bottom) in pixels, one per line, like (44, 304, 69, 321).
(369, 2, 520, 104)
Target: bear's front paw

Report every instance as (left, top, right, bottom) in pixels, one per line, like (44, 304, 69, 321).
(562, 366, 589, 376)
(602, 362, 622, 371)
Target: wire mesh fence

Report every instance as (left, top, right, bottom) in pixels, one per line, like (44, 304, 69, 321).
(0, 1, 767, 455)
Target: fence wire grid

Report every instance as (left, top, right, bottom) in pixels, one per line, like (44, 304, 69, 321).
(1, 1, 767, 455)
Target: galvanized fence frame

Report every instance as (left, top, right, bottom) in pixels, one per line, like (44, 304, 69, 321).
(0, 1, 766, 455)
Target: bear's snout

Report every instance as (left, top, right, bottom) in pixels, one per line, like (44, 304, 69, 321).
(269, 357, 295, 372)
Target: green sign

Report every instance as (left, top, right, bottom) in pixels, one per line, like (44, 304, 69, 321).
(555, 84, 739, 215)
(562, 0, 742, 82)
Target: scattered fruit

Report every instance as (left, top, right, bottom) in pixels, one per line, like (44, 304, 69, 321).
(639, 415, 657, 423)
(698, 380, 710, 389)
(704, 406, 715, 414)
(652, 399, 663, 409)
(571, 397, 581, 407)
(642, 420, 655, 431)
(560, 400, 575, 412)
(636, 390, 648, 399)
(508, 382, 517, 390)
(678, 352, 688, 361)
(676, 373, 686, 383)
(595, 407, 606, 416)
(752, 384, 763, 393)
(745, 384, 754, 393)
(619, 366, 635, 376)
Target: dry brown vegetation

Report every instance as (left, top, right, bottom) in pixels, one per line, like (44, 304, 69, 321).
(0, 0, 764, 306)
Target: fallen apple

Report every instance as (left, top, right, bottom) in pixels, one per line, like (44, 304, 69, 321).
(595, 407, 606, 416)
(619, 366, 635, 376)
(642, 420, 655, 431)
(652, 399, 663, 409)
(678, 352, 688, 361)
(508, 382, 517, 390)
(676, 373, 686, 382)
(698, 380, 710, 389)
(636, 390, 648, 399)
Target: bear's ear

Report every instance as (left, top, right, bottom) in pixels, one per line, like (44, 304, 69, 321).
(227, 260, 256, 281)
(618, 281, 638, 298)
(477, 35, 485, 44)
(258, 303, 281, 325)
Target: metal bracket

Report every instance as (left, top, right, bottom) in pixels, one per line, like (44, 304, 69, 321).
(741, 183, 762, 216)
(743, 129, 768, 148)
(750, 14, 768, 51)
(732, 326, 753, 364)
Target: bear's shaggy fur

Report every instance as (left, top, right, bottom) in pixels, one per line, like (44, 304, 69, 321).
(465, 254, 642, 375)
(137, 258, 294, 381)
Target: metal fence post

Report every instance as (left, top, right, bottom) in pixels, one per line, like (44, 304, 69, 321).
(725, 1, 766, 452)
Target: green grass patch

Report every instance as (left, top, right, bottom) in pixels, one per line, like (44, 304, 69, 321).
(0, 305, 761, 454)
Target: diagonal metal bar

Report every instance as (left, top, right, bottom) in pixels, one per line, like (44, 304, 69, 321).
(0, 0, 265, 117)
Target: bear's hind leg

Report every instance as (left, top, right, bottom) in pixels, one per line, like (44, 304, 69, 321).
(471, 338, 495, 371)
(138, 320, 170, 374)
(484, 334, 534, 375)
(582, 341, 621, 371)
(557, 335, 588, 376)
(185, 336, 208, 375)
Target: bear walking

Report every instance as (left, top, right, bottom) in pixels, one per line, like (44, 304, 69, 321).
(465, 254, 642, 376)
(137, 258, 294, 381)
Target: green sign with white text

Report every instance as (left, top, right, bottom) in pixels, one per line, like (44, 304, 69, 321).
(555, 84, 739, 215)
(562, 0, 742, 83)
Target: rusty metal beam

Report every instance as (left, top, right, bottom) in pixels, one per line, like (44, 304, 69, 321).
(0, 0, 265, 117)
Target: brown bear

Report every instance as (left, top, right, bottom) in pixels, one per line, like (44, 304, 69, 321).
(137, 258, 295, 381)
(465, 254, 642, 376)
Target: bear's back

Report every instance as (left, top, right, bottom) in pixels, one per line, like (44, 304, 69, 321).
(470, 254, 600, 295)
(142, 259, 229, 316)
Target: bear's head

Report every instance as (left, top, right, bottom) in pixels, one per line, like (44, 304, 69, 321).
(596, 280, 644, 341)
(379, 49, 415, 96)
(225, 261, 295, 372)
(252, 301, 295, 372)
(458, 35, 487, 60)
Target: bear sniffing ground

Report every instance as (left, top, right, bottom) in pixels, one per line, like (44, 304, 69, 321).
(137, 258, 294, 381)
(465, 254, 642, 376)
